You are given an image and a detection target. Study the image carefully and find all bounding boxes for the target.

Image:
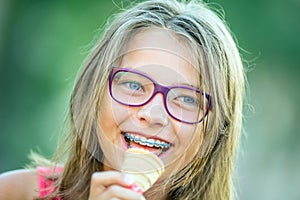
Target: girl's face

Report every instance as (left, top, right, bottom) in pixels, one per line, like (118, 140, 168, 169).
(98, 28, 204, 178)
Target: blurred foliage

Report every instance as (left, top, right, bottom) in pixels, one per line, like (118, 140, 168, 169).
(0, 0, 299, 199)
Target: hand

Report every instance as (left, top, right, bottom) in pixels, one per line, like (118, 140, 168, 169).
(88, 171, 146, 200)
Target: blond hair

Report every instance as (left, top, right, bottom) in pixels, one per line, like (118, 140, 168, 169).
(39, 0, 245, 199)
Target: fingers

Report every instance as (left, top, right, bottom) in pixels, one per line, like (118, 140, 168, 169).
(89, 171, 145, 200)
(99, 185, 145, 200)
(91, 171, 134, 188)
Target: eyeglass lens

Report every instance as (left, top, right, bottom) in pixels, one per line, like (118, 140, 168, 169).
(110, 69, 209, 123)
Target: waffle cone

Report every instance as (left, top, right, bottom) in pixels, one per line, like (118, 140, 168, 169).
(121, 148, 165, 192)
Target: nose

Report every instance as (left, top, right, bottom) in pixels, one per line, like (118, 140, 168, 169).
(136, 94, 169, 126)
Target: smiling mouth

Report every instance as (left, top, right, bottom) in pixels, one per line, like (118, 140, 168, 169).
(123, 132, 171, 156)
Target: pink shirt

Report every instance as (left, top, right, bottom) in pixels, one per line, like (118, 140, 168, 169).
(37, 166, 63, 200)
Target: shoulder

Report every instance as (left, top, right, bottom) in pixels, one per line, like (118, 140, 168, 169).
(0, 169, 39, 200)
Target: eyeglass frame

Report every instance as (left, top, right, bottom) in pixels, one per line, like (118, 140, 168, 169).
(108, 67, 212, 124)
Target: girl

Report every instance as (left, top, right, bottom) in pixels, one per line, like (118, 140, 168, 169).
(0, 0, 245, 199)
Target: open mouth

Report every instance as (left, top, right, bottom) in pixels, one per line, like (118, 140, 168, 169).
(123, 132, 171, 156)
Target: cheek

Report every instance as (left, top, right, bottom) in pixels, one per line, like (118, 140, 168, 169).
(185, 125, 204, 158)
(163, 124, 203, 177)
(176, 124, 197, 146)
(176, 124, 203, 159)
(98, 90, 132, 138)
(98, 91, 131, 169)
(98, 93, 115, 137)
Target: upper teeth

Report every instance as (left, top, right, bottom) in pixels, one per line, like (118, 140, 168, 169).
(124, 133, 170, 148)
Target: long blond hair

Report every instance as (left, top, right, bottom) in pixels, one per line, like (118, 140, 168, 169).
(39, 0, 245, 199)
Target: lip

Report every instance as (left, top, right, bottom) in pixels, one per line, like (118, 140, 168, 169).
(120, 131, 173, 158)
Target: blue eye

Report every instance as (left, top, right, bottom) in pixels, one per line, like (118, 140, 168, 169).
(175, 96, 198, 108)
(125, 81, 142, 91)
(180, 96, 197, 104)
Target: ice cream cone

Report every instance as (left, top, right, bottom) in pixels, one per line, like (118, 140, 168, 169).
(121, 148, 165, 193)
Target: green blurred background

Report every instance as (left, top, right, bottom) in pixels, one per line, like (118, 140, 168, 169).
(1, 0, 299, 199)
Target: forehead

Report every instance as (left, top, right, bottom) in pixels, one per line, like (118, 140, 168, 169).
(119, 28, 200, 87)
